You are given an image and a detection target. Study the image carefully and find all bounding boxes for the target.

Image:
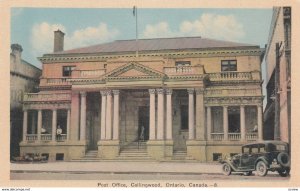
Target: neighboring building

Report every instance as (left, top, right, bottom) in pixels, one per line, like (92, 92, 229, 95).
(264, 7, 291, 145)
(20, 30, 264, 162)
(10, 44, 41, 158)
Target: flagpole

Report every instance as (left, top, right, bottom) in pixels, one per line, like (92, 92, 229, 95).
(135, 6, 138, 57)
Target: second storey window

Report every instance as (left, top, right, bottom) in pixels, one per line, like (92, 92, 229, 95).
(221, 60, 237, 71)
(62, 66, 75, 77)
(175, 61, 191, 66)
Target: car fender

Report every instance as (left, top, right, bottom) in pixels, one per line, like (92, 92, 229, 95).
(255, 157, 269, 169)
(222, 161, 239, 172)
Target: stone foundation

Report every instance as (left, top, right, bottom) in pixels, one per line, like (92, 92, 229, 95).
(97, 140, 120, 159)
(19, 141, 87, 161)
(147, 140, 173, 161)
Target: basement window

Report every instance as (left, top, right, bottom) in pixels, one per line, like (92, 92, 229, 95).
(213, 153, 222, 161)
(221, 60, 237, 71)
(56, 153, 64, 161)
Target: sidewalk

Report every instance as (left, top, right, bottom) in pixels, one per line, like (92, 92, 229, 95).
(11, 161, 223, 175)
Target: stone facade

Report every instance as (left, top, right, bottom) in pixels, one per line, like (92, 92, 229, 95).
(264, 7, 291, 145)
(20, 34, 264, 162)
(10, 44, 41, 158)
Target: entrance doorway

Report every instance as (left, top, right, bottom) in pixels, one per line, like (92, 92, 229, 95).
(87, 93, 100, 150)
(138, 106, 149, 141)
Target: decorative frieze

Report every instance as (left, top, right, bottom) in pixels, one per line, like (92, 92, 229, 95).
(205, 88, 260, 97)
(24, 93, 71, 102)
(23, 102, 71, 110)
(204, 96, 263, 106)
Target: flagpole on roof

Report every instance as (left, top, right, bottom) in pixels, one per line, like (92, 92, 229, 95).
(133, 5, 138, 57)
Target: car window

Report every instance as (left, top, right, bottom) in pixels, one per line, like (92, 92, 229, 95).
(243, 147, 250, 154)
(258, 144, 266, 153)
(276, 144, 287, 151)
(252, 147, 259, 153)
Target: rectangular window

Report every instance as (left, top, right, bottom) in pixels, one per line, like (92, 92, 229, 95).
(62, 66, 75, 77)
(221, 60, 237, 71)
(175, 61, 191, 66)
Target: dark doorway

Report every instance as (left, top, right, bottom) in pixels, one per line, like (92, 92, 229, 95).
(228, 107, 240, 133)
(87, 93, 100, 150)
(138, 106, 149, 141)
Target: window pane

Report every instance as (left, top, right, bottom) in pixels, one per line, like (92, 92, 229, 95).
(221, 60, 237, 71)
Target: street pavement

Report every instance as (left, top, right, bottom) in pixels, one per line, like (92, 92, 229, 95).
(11, 161, 223, 174)
(10, 161, 289, 180)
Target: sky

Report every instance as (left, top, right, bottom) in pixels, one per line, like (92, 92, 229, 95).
(11, 8, 273, 69)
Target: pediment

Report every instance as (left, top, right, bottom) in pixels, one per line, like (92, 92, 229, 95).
(105, 62, 165, 80)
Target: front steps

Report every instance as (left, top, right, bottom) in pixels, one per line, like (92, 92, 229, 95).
(117, 141, 155, 161)
(71, 143, 197, 162)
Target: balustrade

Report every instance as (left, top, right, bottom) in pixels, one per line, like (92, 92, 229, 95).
(26, 134, 37, 141)
(57, 134, 67, 141)
(164, 66, 200, 75)
(211, 133, 224, 141)
(228, 133, 241, 141)
(246, 133, 258, 141)
(208, 72, 252, 81)
(41, 134, 52, 141)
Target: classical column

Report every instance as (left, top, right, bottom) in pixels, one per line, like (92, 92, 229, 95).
(157, 88, 164, 140)
(113, 90, 120, 140)
(106, 90, 112, 140)
(206, 106, 212, 141)
(240, 105, 246, 141)
(22, 110, 28, 141)
(66, 109, 70, 140)
(257, 105, 263, 140)
(149, 89, 156, 140)
(70, 92, 80, 141)
(80, 91, 87, 141)
(100, 90, 107, 140)
(223, 106, 228, 141)
(52, 109, 57, 141)
(188, 88, 195, 140)
(166, 89, 173, 140)
(37, 109, 42, 141)
(195, 88, 205, 140)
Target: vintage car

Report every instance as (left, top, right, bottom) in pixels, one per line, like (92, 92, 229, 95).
(220, 141, 290, 177)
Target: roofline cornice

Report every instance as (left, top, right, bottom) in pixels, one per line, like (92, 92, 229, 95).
(39, 48, 264, 64)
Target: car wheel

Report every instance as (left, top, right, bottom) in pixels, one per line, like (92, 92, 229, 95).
(222, 163, 232, 176)
(256, 161, 268, 177)
(278, 168, 290, 177)
(243, 171, 252, 176)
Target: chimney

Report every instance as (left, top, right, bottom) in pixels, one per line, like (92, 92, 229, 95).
(54, 29, 65, 52)
(11, 44, 23, 64)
